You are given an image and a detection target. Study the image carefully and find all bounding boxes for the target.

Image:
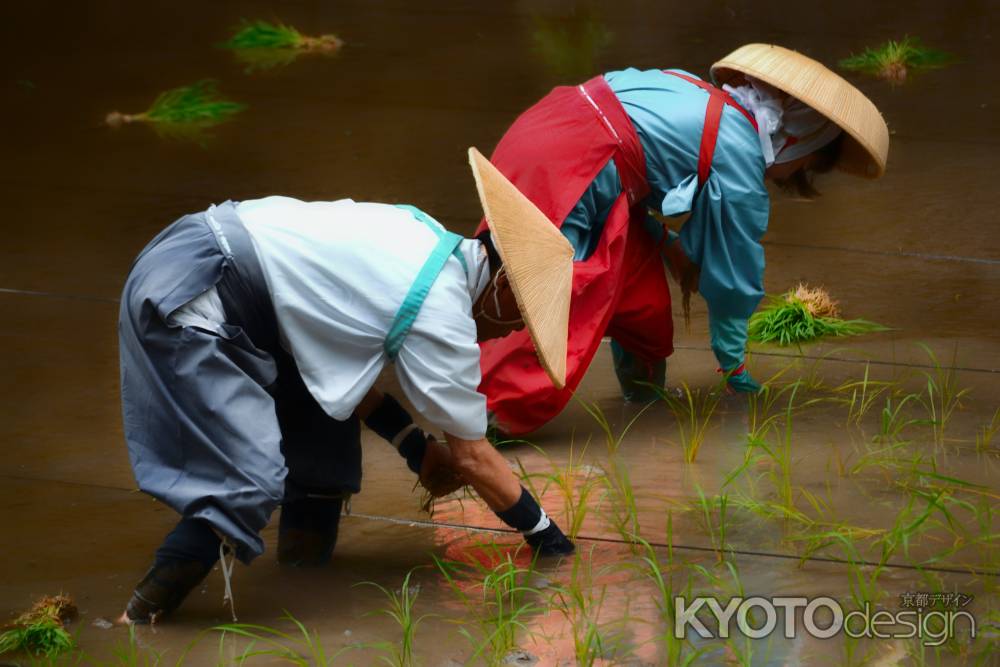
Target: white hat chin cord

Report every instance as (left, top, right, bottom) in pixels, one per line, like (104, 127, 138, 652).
(475, 266, 523, 326)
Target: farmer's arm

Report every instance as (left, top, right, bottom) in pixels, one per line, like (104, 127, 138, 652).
(680, 135, 769, 388)
(560, 159, 621, 260)
(379, 275, 574, 553)
(443, 432, 520, 509)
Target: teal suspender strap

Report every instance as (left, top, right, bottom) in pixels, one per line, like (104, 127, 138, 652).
(384, 206, 467, 361)
(394, 204, 468, 274)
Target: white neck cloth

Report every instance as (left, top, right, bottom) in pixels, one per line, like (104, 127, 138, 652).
(462, 239, 492, 303)
(723, 77, 842, 166)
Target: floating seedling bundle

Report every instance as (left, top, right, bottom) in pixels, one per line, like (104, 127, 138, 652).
(748, 284, 885, 346)
(0, 595, 77, 658)
(840, 37, 953, 84)
(105, 80, 246, 141)
(220, 20, 343, 72)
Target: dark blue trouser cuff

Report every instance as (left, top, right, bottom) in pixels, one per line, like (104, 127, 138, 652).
(155, 517, 222, 570)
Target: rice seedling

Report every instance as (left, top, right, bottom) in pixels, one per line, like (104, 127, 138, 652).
(105, 624, 166, 666)
(580, 400, 645, 546)
(785, 521, 884, 565)
(840, 37, 954, 84)
(654, 381, 723, 463)
(356, 568, 429, 667)
(600, 454, 641, 548)
(832, 363, 899, 428)
(520, 439, 602, 539)
(220, 20, 343, 72)
(744, 367, 795, 442)
(629, 536, 710, 666)
(976, 408, 1000, 455)
(916, 344, 971, 448)
(693, 486, 730, 564)
(213, 611, 352, 665)
(873, 392, 931, 446)
(549, 547, 625, 666)
(750, 383, 800, 509)
(0, 594, 76, 658)
(748, 284, 886, 347)
(105, 80, 246, 142)
(434, 549, 541, 666)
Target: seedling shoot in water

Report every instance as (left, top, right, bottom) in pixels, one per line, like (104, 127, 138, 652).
(105, 80, 246, 142)
(840, 37, 954, 84)
(220, 20, 343, 72)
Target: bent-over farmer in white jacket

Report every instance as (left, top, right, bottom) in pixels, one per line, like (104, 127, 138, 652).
(116, 149, 575, 623)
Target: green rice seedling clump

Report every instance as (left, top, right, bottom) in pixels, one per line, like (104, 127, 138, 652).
(357, 568, 428, 667)
(221, 20, 343, 72)
(840, 37, 953, 83)
(106, 80, 246, 142)
(144, 80, 245, 125)
(0, 595, 76, 658)
(748, 284, 885, 347)
(222, 20, 305, 50)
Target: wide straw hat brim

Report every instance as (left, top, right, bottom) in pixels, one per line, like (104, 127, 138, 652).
(711, 43, 889, 178)
(467, 147, 573, 389)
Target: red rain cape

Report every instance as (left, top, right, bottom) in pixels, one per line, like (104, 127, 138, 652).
(476, 76, 673, 434)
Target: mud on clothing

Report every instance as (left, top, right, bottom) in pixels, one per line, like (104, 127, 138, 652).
(119, 199, 489, 561)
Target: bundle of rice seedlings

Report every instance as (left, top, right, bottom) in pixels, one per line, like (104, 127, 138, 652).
(0, 595, 77, 658)
(839, 37, 953, 84)
(748, 283, 886, 346)
(220, 20, 343, 72)
(105, 80, 246, 141)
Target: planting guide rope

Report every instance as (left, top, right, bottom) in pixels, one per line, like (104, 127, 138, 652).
(1, 472, 997, 579)
(762, 240, 1000, 267)
(3, 274, 1000, 580)
(347, 511, 1000, 579)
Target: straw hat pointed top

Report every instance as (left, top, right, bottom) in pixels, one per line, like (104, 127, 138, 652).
(711, 43, 890, 178)
(467, 147, 573, 389)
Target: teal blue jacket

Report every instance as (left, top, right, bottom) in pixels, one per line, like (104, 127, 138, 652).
(560, 68, 769, 373)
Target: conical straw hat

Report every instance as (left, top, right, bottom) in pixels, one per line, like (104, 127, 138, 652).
(468, 147, 573, 389)
(711, 43, 889, 178)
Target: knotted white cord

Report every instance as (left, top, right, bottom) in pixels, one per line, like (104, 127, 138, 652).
(219, 540, 238, 622)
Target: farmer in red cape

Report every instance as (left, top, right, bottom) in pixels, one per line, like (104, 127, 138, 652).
(476, 44, 890, 435)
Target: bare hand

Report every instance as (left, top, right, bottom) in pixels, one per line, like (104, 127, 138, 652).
(419, 435, 465, 498)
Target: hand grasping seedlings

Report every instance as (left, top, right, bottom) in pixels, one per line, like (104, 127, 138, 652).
(748, 283, 886, 347)
(839, 37, 953, 84)
(105, 80, 246, 142)
(220, 20, 344, 72)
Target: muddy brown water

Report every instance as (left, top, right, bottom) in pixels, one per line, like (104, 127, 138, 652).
(1, 1, 998, 665)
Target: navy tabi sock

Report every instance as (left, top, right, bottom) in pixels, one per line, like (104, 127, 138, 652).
(494, 487, 574, 557)
(495, 486, 548, 534)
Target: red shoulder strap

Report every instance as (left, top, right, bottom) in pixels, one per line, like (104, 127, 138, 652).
(663, 70, 758, 185)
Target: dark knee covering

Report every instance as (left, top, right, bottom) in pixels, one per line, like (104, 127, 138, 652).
(277, 496, 343, 567)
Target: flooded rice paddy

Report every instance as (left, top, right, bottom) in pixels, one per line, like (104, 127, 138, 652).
(1, 0, 998, 665)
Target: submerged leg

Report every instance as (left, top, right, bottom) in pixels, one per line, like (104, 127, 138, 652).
(610, 338, 667, 403)
(277, 496, 344, 567)
(272, 349, 361, 567)
(124, 518, 222, 623)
